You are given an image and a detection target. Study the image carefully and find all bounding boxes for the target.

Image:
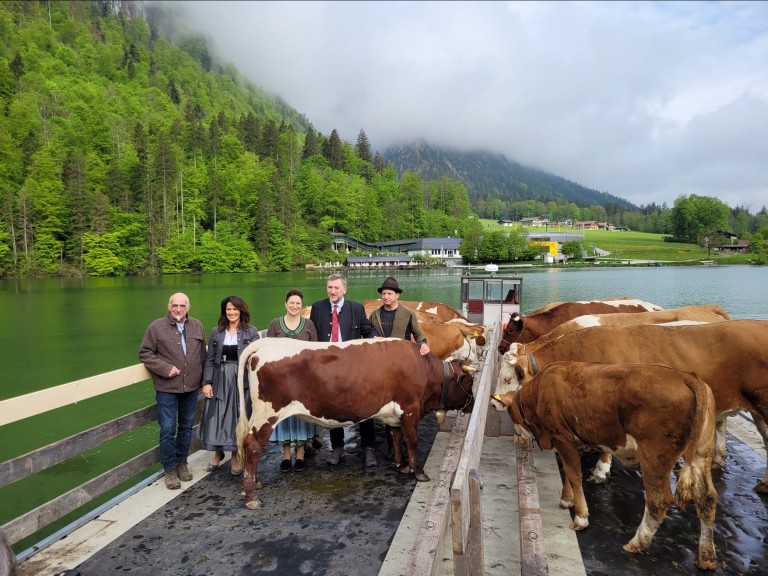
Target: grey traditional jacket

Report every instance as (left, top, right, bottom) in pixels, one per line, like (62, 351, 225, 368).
(202, 325, 260, 385)
(139, 313, 206, 394)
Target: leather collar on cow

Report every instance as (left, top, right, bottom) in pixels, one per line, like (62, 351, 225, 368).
(515, 390, 540, 448)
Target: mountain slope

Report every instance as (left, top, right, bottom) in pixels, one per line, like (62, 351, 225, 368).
(383, 142, 638, 210)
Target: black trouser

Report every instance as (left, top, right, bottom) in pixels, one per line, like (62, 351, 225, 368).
(330, 420, 376, 450)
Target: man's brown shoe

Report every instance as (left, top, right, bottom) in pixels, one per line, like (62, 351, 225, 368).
(164, 469, 181, 490)
(176, 463, 193, 482)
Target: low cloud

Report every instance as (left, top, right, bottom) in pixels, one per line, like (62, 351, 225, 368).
(163, 1, 768, 212)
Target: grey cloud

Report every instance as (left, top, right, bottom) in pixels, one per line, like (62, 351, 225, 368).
(162, 1, 768, 212)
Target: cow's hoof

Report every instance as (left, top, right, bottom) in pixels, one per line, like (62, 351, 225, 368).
(414, 472, 430, 482)
(587, 473, 608, 484)
(623, 540, 644, 553)
(570, 516, 588, 531)
(753, 481, 768, 494)
(397, 464, 412, 474)
(559, 498, 574, 509)
(696, 558, 717, 571)
(255, 481, 263, 490)
(245, 498, 262, 510)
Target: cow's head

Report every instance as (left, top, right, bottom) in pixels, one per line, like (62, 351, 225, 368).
(492, 390, 533, 440)
(492, 389, 549, 447)
(498, 313, 525, 354)
(435, 361, 476, 422)
(490, 349, 531, 410)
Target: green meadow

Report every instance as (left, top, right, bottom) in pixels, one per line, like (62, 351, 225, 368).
(481, 221, 752, 265)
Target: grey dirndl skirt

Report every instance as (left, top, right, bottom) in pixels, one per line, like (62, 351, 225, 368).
(199, 361, 239, 452)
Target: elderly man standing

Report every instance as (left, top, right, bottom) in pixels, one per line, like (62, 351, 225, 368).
(140, 293, 206, 490)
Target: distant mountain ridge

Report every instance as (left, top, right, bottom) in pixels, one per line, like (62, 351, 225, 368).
(382, 142, 638, 210)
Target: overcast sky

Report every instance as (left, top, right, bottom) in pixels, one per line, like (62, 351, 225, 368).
(164, 1, 768, 212)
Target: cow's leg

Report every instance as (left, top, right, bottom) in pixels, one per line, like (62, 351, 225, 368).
(242, 425, 270, 510)
(401, 417, 429, 481)
(681, 459, 718, 570)
(554, 442, 588, 529)
(623, 451, 674, 554)
(712, 417, 727, 469)
(389, 426, 407, 473)
(587, 451, 612, 484)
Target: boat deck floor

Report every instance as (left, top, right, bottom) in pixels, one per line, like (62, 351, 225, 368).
(18, 414, 767, 576)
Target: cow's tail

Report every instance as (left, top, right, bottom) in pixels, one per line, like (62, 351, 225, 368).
(235, 343, 254, 468)
(674, 373, 716, 510)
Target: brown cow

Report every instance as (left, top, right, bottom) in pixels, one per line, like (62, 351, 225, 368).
(516, 304, 730, 354)
(236, 338, 476, 509)
(498, 298, 664, 353)
(494, 361, 718, 570)
(495, 320, 768, 492)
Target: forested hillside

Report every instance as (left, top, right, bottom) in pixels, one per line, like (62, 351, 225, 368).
(384, 142, 636, 211)
(0, 1, 473, 276)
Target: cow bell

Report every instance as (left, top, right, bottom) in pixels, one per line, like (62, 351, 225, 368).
(434, 409, 446, 424)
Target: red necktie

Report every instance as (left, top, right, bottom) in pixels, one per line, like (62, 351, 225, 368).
(331, 304, 340, 342)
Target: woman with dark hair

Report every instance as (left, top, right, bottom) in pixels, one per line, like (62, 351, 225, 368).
(267, 288, 318, 472)
(200, 295, 259, 476)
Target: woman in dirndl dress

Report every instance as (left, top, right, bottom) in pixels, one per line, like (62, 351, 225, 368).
(267, 288, 318, 472)
(199, 295, 259, 476)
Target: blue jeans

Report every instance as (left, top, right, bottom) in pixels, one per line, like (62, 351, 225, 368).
(156, 390, 198, 471)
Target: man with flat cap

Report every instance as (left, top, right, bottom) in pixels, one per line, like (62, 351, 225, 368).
(368, 277, 430, 356)
(369, 277, 431, 460)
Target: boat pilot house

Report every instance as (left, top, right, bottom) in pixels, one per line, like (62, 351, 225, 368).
(461, 272, 522, 326)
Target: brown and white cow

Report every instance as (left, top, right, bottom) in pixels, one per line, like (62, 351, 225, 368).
(494, 361, 718, 570)
(514, 304, 731, 354)
(420, 322, 481, 367)
(498, 298, 664, 353)
(401, 300, 469, 322)
(495, 320, 768, 492)
(236, 338, 476, 509)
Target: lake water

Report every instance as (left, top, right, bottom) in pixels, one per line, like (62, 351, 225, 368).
(0, 264, 765, 547)
(0, 264, 765, 400)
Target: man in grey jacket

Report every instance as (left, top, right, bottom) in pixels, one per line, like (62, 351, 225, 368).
(140, 293, 206, 489)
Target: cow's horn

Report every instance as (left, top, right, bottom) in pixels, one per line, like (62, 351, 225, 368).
(461, 364, 478, 373)
(435, 410, 446, 424)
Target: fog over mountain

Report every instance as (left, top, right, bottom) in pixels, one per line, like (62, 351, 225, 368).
(161, 1, 768, 212)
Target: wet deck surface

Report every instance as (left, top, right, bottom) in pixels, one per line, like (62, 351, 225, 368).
(58, 423, 767, 576)
(74, 419, 437, 576)
(574, 433, 767, 576)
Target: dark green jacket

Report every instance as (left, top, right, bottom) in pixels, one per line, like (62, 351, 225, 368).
(369, 304, 427, 344)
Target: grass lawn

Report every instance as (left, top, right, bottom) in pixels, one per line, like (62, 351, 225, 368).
(480, 220, 753, 265)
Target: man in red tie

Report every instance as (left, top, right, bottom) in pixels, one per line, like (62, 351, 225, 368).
(310, 273, 378, 467)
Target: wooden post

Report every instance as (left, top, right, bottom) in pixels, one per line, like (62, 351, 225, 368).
(517, 438, 548, 576)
